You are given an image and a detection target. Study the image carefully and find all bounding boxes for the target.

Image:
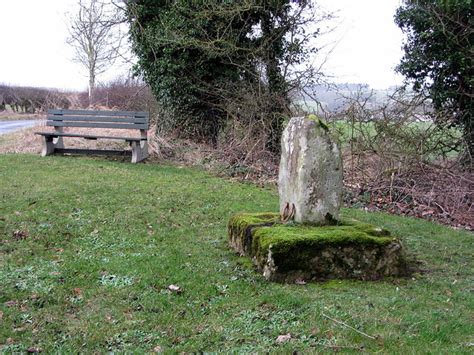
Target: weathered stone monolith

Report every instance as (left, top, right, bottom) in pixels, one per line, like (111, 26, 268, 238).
(228, 115, 412, 282)
(278, 116, 343, 224)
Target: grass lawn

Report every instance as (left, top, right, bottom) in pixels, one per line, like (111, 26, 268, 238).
(0, 154, 472, 353)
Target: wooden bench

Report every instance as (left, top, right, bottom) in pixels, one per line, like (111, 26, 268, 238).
(35, 109, 149, 163)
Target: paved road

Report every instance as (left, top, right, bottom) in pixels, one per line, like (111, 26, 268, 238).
(0, 120, 42, 135)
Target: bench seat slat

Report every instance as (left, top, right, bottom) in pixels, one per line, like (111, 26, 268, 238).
(49, 109, 148, 118)
(46, 121, 148, 130)
(47, 115, 148, 123)
(54, 148, 132, 156)
(35, 132, 146, 141)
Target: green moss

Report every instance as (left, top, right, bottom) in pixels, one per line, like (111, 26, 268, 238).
(228, 213, 281, 254)
(229, 212, 410, 280)
(229, 213, 395, 260)
(228, 212, 279, 230)
(254, 222, 393, 257)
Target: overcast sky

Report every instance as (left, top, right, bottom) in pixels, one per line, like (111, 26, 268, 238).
(0, 0, 405, 91)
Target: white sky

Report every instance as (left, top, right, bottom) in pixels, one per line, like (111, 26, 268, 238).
(0, 0, 405, 91)
(316, 0, 405, 88)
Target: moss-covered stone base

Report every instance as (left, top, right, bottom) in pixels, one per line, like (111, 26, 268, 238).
(228, 213, 410, 282)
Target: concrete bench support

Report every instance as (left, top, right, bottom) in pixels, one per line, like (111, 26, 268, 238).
(131, 140, 149, 163)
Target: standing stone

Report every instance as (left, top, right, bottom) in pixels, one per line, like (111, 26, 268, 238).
(278, 116, 343, 224)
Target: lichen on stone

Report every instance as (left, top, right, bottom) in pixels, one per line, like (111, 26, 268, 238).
(306, 114, 329, 131)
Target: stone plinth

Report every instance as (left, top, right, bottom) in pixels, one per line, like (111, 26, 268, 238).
(228, 213, 410, 282)
(279, 116, 343, 224)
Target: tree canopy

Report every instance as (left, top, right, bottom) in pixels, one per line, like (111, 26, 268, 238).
(126, 1, 318, 151)
(395, 0, 473, 164)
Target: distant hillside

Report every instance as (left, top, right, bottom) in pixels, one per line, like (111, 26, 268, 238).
(295, 83, 401, 113)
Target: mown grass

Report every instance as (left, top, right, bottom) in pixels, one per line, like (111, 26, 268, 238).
(0, 154, 472, 353)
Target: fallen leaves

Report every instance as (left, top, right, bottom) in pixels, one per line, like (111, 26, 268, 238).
(344, 163, 474, 231)
(147, 224, 154, 236)
(276, 333, 292, 344)
(12, 230, 28, 240)
(4, 300, 18, 308)
(167, 285, 183, 294)
(294, 278, 306, 285)
(152, 345, 163, 353)
(26, 347, 42, 353)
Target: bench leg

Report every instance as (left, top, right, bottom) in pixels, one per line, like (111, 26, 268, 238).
(54, 127, 64, 148)
(41, 136, 55, 156)
(53, 136, 64, 149)
(131, 141, 149, 163)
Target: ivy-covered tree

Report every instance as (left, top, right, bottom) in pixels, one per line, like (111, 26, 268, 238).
(126, 1, 317, 151)
(395, 0, 473, 165)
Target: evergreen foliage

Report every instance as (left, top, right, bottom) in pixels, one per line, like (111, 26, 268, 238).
(126, 1, 315, 150)
(395, 0, 473, 164)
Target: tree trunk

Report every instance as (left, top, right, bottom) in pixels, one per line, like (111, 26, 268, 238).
(261, 13, 289, 154)
(462, 113, 473, 169)
(88, 70, 95, 107)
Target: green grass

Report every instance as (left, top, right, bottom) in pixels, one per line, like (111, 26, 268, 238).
(327, 119, 462, 160)
(329, 120, 442, 143)
(0, 154, 472, 353)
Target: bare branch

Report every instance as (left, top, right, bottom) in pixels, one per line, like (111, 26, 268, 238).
(66, 0, 125, 105)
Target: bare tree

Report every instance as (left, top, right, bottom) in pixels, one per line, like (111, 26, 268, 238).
(67, 0, 123, 106)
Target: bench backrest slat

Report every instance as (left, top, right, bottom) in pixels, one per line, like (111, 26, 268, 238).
(49, 109, 148, 118)
(47, 121, 148, 130)
(46, 109, 149, 130)
(47, 115, 148, 123)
